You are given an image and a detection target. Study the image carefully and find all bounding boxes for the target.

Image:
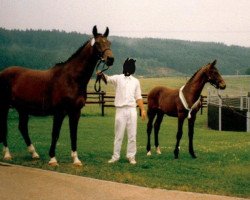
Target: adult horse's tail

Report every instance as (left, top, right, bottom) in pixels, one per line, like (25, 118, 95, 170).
(0, 72, 11, 144)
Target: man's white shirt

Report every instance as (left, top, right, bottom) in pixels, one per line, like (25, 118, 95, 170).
(104, 74, 142, 108)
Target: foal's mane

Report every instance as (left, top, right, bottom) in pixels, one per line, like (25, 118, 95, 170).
(55, 40, 90, 67)
(186, 64, 208, 85)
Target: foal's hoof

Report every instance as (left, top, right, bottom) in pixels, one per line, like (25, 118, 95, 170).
(48, 157, 59, 166)
(73, 161, 83, 167)
(174, 152, 179, 159)
(146, 151, 152, 156)
(191, 154, 197, 159)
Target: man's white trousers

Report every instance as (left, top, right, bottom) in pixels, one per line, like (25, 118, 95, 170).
(112, 107, 137, 160)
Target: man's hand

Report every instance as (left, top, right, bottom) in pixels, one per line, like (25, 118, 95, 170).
(96, 71, 107, 84)
(141, 109, 147, 121)
(136, 99, 146, 121)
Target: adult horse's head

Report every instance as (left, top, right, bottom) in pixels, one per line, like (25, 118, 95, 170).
(205, 60, 226, 90)
(91, 25, 114, 66)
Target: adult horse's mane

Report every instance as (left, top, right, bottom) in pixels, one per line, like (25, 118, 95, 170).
(55, 40, 90, 66)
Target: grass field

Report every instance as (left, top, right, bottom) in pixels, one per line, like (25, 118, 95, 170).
(1, 76, 250, 198)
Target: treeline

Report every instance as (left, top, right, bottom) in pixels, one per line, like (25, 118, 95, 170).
(1, 28, 250, 76)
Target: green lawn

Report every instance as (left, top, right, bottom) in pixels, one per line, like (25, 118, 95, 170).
(1, 76, 250, 198)
(2, 106, 249, 198)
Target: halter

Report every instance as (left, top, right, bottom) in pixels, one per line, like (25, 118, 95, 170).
(91, 36, 112, 92)
(179, 85, 201, 119)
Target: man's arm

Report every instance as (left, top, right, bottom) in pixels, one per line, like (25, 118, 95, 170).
(136, 99, 146, 120)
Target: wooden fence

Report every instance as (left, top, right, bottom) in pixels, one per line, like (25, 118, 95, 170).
(86, 91, 207, 116)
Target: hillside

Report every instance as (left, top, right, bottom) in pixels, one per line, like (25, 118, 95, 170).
(1, 28, 250, 76)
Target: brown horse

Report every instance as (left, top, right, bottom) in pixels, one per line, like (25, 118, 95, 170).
(146, 60, 226, 159)
(0, 26, 114, 166)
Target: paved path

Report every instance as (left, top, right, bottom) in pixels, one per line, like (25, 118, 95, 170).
(0, 162, 248, 200)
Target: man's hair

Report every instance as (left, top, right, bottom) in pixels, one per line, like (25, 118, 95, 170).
(123, 58, 136, 76)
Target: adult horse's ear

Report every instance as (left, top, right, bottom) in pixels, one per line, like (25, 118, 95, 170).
(104, 27, 109, 37)
(93, 25, 98, 37)
(211, 59, 217, 67)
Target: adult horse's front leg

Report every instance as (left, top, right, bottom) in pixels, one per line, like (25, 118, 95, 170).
(174, 115, 185, 159)
(188, 115, 197, 158)
(49, 113, 65, 166)
(69, 110, 82, 166)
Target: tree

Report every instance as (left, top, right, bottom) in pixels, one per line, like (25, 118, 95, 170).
(245, 68, 250, 75)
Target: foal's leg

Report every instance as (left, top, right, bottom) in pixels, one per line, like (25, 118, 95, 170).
(69, 110, 82, 166)
(0, 107, 11, 160)
(49, 113, 65, 166)
(188, 115, 197, 158)
(18, 111, 39, 159)
(174, 115, 185, 159)
(146, 109, 156, 156)
(154, 112, 164, 154)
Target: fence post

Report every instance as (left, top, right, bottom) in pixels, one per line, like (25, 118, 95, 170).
(101, 91, 105, 116)
(240, 96, 243, 110)
(219, 95, 222, 131)
(247, 92, 250, 132)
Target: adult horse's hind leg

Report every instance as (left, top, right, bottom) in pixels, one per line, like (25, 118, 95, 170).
(174, 115, 185, 159)
(154, 111, 164, 154)
(0, 107, 11, 160)
(18, 111, 39, 159)
(146, 109, 157, 156)
(69, 110, 82, 166)
(188, 115, 197, 158)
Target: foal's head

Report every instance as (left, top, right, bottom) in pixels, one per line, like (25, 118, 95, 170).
(91, 26, 114, 66)
(204, 60, 226, 89)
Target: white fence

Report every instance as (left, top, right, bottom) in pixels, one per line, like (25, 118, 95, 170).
(207, 94, 250, 132)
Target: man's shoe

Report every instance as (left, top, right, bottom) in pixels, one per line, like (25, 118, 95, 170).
(128, 157, 137, 165)
(108, 158, 119, 164)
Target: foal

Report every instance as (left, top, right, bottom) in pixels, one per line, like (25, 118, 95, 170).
(146, 60, 226, 159)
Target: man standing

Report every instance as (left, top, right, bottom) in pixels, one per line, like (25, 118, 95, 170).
(98, 58, 146, 164)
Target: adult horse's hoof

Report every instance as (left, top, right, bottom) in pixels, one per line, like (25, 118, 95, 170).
(28, 144, 40, 159)
(48, 157, 59, 166)
(73, 161, 83, 167)
(3, 147, 12, 160)
(156, 146, 161, 154)
(3, 155, 12, 160)
(146, 151, 152, 156)
(32, 152, 40, 159)
(71, 151, 82, 166)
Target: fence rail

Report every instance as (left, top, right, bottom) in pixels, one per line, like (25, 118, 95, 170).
(207, 94, 250, 132)
(208, 95, 250, 111)
(86, 91, 207, 116)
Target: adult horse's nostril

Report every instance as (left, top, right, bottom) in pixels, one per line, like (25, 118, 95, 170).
(107, 57, 114, 66)
(220, 84, 226, 90)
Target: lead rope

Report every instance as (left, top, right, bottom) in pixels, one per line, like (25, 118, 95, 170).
(94, 60, 109, 92)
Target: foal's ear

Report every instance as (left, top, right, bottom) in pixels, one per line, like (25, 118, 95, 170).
(211, 59, 217, 67)
(93, 25, 98, 37)
(104, 27, 109, 37)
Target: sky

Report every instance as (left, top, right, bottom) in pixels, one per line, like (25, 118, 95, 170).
(0, 0, 250, 47)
